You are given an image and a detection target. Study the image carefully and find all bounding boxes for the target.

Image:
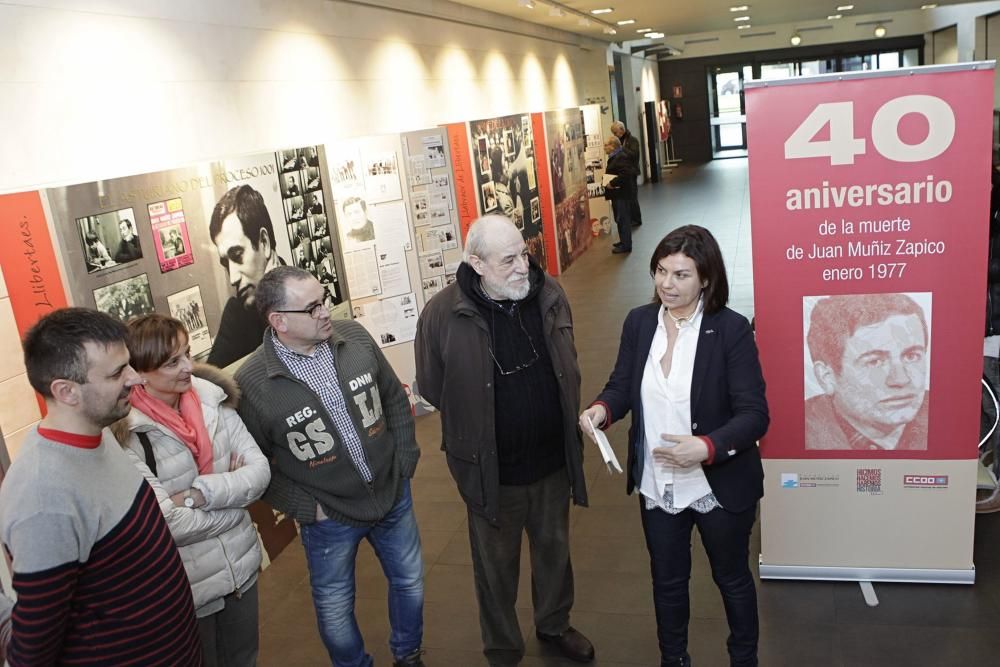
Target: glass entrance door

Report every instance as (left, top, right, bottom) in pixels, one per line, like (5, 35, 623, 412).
(709, 66, 747, 154)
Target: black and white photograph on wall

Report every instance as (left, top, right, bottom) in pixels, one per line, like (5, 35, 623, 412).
(470, 112, 547, 270)
(285, 195, 306, 221)
(283, 172, 303, 198)
(340, 195, 376, 248)
(310, 213, 328, 237)
(416, 225, 458, 254)
(288, 220, 310, 248)
(429, 205, 449, 225)
(412, 193, 430, 215)
(304, 167, 322, 191)
(422, 275, 444, 301)
(307, 191, 325, 216)
(313, 237, 332, 263)
(530, 196, 540, 223)
(319, 255, 338, 287)
(76, 208, 143, 273)
(482, 181, 497, 212)
(279, 148, 302, 172)
(423, 134, 446, 168)
(363, 151, 402, 204)
(158, 226, 187, 258)
(328, 152, 359, 187)
(419, 251, 445, 276)
(93, 273, 154, 322)
(408, 154, 432, 186)
(167, 285, 212, 357)
(303, 146, 320, 168)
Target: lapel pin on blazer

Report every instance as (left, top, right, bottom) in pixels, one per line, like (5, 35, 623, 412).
(704, 329, 715, 334)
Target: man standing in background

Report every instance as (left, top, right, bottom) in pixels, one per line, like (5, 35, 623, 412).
(611, 120, 643, 227)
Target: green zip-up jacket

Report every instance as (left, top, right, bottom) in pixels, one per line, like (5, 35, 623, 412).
(235, 320, 419, 527)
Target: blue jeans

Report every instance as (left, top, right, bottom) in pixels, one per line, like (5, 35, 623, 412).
(300, 482, 424, 666)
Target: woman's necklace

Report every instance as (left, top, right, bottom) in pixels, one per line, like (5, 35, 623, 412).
(667, 308, 693, 328)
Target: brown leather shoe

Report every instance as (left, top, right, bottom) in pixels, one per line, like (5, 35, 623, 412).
(535, 626, 595, 662)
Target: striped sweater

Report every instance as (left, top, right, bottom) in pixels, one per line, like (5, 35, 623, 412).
(0, 427, 201, 666)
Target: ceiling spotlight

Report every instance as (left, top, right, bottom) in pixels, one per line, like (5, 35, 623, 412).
(517, 0, 534, 8)
(737, 24, 752, 30)
(790, 33, 802, 46)
(646, 32, 665, 39)
(603, 26, 618, 35)
(836, 4, 854, 9)
(730, 5, 750, 11)
(733, 16, 750, 22)
(874, 24, 886, 37)
(617, 19, 635, 25)
(827, 14, 842, 20)
(636, 28, 651, 33)
(590, 7, 613, 14)
(921, 3, 938, 8)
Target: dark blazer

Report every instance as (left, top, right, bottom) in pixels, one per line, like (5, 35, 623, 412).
(605, 150, 638, 200)
(594, 303, 769, 512)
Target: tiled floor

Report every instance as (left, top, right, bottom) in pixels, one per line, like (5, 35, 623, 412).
(257, 159, 1000, 666)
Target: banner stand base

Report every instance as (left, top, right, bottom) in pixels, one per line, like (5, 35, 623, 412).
(758, 560, 975, 585)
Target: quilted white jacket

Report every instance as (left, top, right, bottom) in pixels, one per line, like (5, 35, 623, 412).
(112, 367, 270, 616)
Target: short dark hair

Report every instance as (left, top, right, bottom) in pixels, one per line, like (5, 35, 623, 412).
(807, 293, 928, 373)
(126, 314, 188, 373)
(256, 266, 314, 318)
(648, 225, 729, 313)
(209, 185, 275, 249)
(23, 308, 129, 398)
(342, 196, 366, 214)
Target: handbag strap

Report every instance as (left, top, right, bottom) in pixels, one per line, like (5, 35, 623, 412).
(137, 431, 157, 477)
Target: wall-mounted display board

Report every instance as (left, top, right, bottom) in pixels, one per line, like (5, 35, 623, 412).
(543, 107, 592, 273)
(43, 145, 349, 370)
(581, 103, 613, 238)
(455, 113, 551, 272)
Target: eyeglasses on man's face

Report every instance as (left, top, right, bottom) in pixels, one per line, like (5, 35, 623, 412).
(275, 302, 328, 319)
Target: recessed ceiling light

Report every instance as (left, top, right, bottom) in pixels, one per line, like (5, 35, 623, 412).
(591, 8, 613, 14)
(921, 3, 938, 8)
(737, 24, 752, 30)
(730, 5, 750, 11)
(874, 24, 887, 37)
(616, 19, 635, 25)
(791, 33, 802, 46)
(733, 16, 750, 22)
(646, 32, 665, 39)
(636, 28, 651, 33)
(836, 4, 854, 10)
(603, 26, 618, 34)
(828, 14, 842, 20)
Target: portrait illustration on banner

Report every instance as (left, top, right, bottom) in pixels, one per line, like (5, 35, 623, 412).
(803, 292, 932, 452)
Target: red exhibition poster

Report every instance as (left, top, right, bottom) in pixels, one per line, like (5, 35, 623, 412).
(748, 64, 993, 579)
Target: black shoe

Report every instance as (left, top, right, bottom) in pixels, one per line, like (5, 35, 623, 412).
(393, 648, 425, 666)
(613, 241, 623, 247)
(536, 627, 595, 663)
(612, 246, 632, 254)
(663, 655, 691, 667)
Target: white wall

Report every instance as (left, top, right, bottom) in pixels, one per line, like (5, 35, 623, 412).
(932, 25, 960, 64)
(0, 0, 611, 194)
(0, 0, 613, 461)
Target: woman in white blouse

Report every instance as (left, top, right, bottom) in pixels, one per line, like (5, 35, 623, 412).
(580, 225, 769, 667)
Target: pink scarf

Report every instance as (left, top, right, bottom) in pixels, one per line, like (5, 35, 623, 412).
(129, 384, 214, 474)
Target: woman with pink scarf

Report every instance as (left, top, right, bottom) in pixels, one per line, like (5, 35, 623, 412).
(113, 314, 269, 666)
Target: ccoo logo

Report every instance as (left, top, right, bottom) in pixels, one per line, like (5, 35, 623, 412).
(903, 475, 948, 487)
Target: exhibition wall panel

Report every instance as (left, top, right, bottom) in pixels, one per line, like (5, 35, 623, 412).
(542, 107, 592, 273)
(0, 0, 610, 194)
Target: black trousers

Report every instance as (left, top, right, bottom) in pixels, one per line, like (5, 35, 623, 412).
(467, 469, 574, 665)
(612, 197, 634, 250)
(640, 500, 759, 667)
(631, 188, 642, 224)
